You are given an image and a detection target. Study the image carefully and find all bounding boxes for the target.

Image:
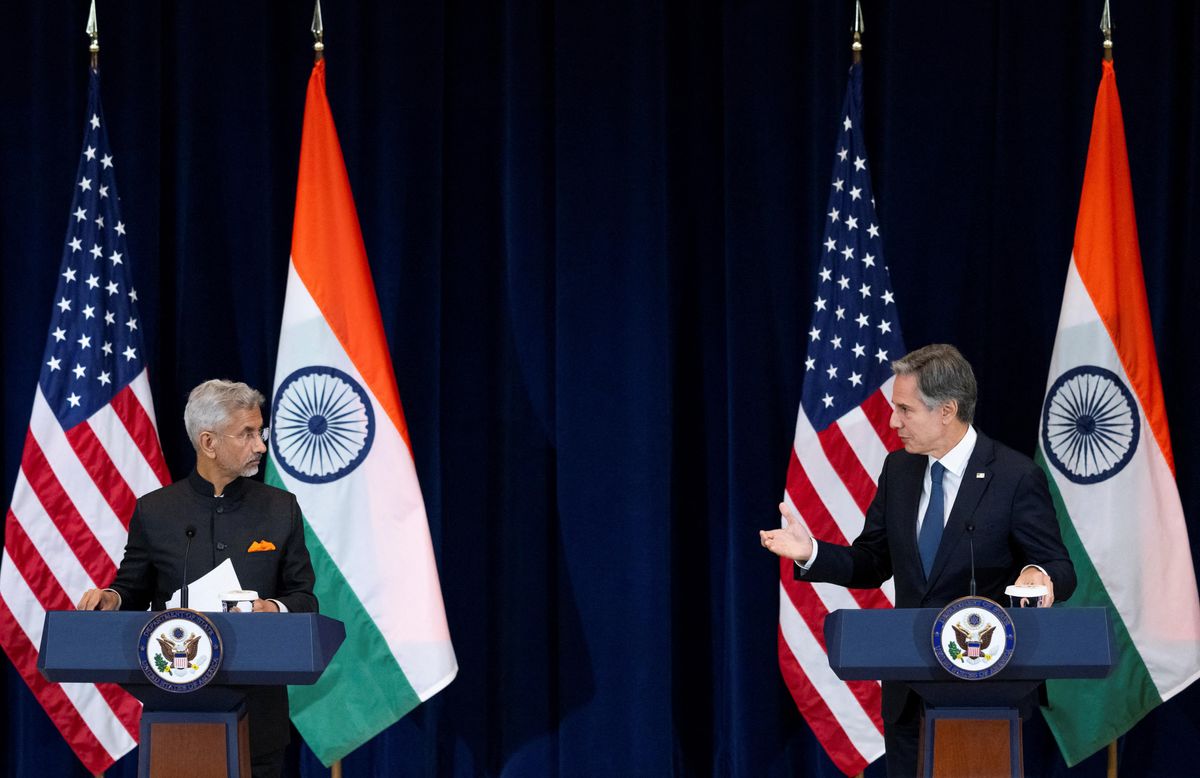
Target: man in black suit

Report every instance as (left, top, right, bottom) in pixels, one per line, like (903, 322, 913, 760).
(760, 344, 1075, 777)
(77, 379, 317, 778)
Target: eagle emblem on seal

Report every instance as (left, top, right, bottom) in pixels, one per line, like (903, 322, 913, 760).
(158, 627, 201, 670)
(952, 616, 996, 660)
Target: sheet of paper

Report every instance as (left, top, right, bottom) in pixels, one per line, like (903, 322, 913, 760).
(166, 558, 242, 612)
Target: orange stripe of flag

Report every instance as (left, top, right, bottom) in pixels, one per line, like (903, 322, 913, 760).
(1072, 60, 1174, 474)
(290, 59, 413, 451)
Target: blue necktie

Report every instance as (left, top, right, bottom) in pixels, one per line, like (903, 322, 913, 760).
(919, 462, 946, 579)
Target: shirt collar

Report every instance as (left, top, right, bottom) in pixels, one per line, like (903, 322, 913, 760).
(931, 425, 977, 478)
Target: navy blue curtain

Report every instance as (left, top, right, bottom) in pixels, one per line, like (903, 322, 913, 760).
(3, 1, 1199, 776)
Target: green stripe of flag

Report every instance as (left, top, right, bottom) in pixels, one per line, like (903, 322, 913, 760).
(265, 459, 422, 764)
(1036, 450, 1161, 766)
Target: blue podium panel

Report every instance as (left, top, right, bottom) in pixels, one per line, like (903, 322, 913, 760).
(38, 611, 344, 777)
(824, 607, 1112, 682)
(37, 611, 346, 686)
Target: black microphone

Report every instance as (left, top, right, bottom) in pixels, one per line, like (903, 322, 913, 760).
(965, 522, 977, 597)
(181, 525, 197, 609)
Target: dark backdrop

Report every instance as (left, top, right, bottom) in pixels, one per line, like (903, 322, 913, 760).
(2, 1, 1199, 776)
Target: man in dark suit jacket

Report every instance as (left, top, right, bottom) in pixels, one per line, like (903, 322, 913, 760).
(760, 344, 1075, 777)
(78, 379, 317, 778)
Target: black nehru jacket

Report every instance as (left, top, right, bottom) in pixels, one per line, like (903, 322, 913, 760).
(108, 469, 318, 755)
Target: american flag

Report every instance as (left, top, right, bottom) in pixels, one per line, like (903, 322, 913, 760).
(777, 61, 905, 775)
(0, 69, 169, 773)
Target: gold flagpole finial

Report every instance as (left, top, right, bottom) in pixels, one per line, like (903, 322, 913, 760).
(312, 0, 325, 61)
(851, 0, 864, 64)
(86, 0, 99, 69)
(1100, 0, 1113, 61)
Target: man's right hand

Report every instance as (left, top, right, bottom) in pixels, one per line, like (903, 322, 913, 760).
(76, 589, 119, 611)
(759, 502, 815, 562)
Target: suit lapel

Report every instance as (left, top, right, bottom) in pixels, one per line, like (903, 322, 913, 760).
(927, 432, 996, 587)
(891, 452, 926, 579)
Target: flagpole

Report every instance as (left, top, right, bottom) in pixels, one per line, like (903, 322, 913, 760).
(1101, 7, 1115, 772)
(851, 0, 864, 65)
(311, 1, 337, 770)
(848, 3, 865, 772)
(312, 0, 324, 63)
(1100, 0, 1113, 63)
(845, 10, 872, 778)
(86, 0, 99, 70)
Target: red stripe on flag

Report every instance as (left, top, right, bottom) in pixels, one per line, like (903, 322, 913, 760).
(780, 559, 887, 723)
(777, 626, 872, 775)
(0, 598, 116, 775)
(20, 432, 117, 586)
(785, 450, 848, 544)
(817, 422, 876, 514)
(64, 422, 137, 528)
(93, 682, 142, 743)
(4, 512, 75, 612)
(785, 451, 893, 610)
(110, 386, 171, 486)
(861, 390, 901, 450)
(3, 515, 143, 745)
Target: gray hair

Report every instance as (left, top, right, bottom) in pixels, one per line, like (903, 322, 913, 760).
(891, 344, 977, 423)
(183, 379, 265, 449)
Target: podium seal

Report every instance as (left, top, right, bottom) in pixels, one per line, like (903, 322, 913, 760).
(931, 596, 1015, 680)
(138, 609, 223, 693)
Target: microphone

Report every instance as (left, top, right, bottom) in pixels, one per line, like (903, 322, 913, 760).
(965, 522, 977, 597)
(181, 525, 197, 609)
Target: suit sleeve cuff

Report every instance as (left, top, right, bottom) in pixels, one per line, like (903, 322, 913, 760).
(794, 538, 819, 572)
(269, 599, 289, 613)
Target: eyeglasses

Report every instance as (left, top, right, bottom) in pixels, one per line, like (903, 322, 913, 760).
(209, 427, 270, 444)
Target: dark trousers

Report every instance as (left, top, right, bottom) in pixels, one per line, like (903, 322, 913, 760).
(884, 694, 921, 778)
(251, 747, 286, 778)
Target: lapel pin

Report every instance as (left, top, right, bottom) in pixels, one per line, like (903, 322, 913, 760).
(975, 472, 986, 479)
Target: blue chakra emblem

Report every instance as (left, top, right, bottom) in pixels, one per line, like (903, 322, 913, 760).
(1042, 365, 1139, 485)
(271, 366, 375, 484)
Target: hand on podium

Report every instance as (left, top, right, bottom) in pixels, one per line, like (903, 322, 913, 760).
(76, 588, 119, 611)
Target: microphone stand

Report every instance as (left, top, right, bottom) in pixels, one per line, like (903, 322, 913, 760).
(181, 525, 197, 609)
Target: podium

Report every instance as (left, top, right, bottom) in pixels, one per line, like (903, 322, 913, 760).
(825, 607, 1111, 777)
(38, 611, 345, 778)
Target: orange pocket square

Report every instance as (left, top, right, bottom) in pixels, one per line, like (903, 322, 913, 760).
(247, 540, 276, 553)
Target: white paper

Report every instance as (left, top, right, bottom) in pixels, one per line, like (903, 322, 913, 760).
(166, 558, 243, 611)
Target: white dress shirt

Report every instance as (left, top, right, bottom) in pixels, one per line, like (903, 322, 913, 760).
(798, 426, 977, 571)
(797, 424, 1044, 580)
(915, 425, 977, 534)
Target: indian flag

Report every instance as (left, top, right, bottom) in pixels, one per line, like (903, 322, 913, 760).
(1037, 58, 1200, 766)
(267, 58, 457, 764)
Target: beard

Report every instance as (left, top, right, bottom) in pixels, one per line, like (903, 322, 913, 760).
(240, 458, 262, 477)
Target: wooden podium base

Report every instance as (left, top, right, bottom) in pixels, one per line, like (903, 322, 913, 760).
(139, 705, 250, 778)
(918, 708, 1023, 778)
